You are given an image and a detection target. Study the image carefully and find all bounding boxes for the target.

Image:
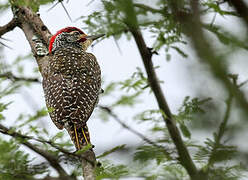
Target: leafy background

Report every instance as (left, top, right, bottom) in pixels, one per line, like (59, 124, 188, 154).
(0, 0, 248, 179)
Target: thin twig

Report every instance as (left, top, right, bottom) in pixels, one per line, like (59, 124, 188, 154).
(0, 18, 18, 48)
(0, 123, 95, 165)
(0, 40, 13, 49)
(98, 105, 172, 159)
(86, 0, 95, 6)
(46, 1, 60, 12)
(99, 105, 163, 147)
(0, 18, 18, 37)
(0, 72, 41, 83)
(0, 123, 73, 180)
(60, 1, 73, 22)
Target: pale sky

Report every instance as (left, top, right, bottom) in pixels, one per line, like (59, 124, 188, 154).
(1, 0, 248, 178)
(1, 0, 195, 152)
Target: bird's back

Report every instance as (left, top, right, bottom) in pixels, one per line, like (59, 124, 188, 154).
(42, 46, 101, 129)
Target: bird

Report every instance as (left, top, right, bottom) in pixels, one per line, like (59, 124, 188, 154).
(42, 27, 103, 150)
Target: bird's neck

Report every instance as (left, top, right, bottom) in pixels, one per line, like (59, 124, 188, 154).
(52, 41, 85, 53)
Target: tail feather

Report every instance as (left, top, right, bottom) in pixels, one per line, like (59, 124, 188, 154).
(65, 123, 91, 150)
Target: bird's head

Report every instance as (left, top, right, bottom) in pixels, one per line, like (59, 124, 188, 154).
(48, 27, 104, 54)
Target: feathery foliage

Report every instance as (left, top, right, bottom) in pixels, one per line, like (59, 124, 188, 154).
(0, 0, 247, 179)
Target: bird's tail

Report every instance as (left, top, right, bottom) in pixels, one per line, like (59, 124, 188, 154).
(65, 123, 91, 150)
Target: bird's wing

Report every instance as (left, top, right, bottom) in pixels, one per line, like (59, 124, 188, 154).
(68, 52, 101, 126)
(42, 73, 65, 129)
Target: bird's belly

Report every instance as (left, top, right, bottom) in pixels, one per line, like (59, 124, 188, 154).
(44, 72, 99, 127)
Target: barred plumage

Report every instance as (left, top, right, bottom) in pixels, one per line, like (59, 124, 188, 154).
(42, 27, 102, 149)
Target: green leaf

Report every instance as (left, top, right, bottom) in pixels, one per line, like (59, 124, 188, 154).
(176, 96, 211, 122)
(95, 161, 129, 180)
(97, 144, 126, 159)
(119, 67, 148, 92)
(112, 92, 141, 107)
(134, 145, 168, 165)
(204, 24, 248, 50)
(179, 123, 191, 139)
(102, 82, 117, 96)
(166, 53, 171, 61)
(0, 139, 48, 180)
(18, 108, 49, 128)
(51, 132, 65, 142)
(75, 144, 93, 155)
(171, 46, 188, 58)
(134, 109, 162, 122)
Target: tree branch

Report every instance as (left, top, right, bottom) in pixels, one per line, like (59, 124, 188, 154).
(168, 0, 248, 118)
(9, 4, 97, 179)
(81, 150, 97, 180)
(0, 122, 95, 166)
(130, 28, 199, 179)
(11, 5, 51, 77)
(39, 176, 64, 180)
(133, 3, 163, 14)
(13, 6, 51, 45)
(0, 123, 74, 180)
(0, 72, 41, 83)
(98, 105, 172, 159)
(0, 18, 18, 37)
(228, 0, 248, 27)
(121, 1, 198, 178)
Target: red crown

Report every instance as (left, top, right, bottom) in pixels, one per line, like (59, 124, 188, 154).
(49, 27, 85, 53)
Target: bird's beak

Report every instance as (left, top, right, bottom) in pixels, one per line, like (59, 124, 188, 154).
(83, 34, 105, 41)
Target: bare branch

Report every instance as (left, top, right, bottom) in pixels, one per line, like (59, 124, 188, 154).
(0, 123, 74, 180)
(60, 1, 73, 22)
(0, 18, 18, 37)
(0, 72, 41, 83)
(46, 1, 60, 12)
(47, 0, 72, 21)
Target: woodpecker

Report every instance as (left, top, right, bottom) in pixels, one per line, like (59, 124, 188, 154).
(43, 27, 103, 150)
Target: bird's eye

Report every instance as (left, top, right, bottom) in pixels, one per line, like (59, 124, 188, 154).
(74, 31, 81, 36)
